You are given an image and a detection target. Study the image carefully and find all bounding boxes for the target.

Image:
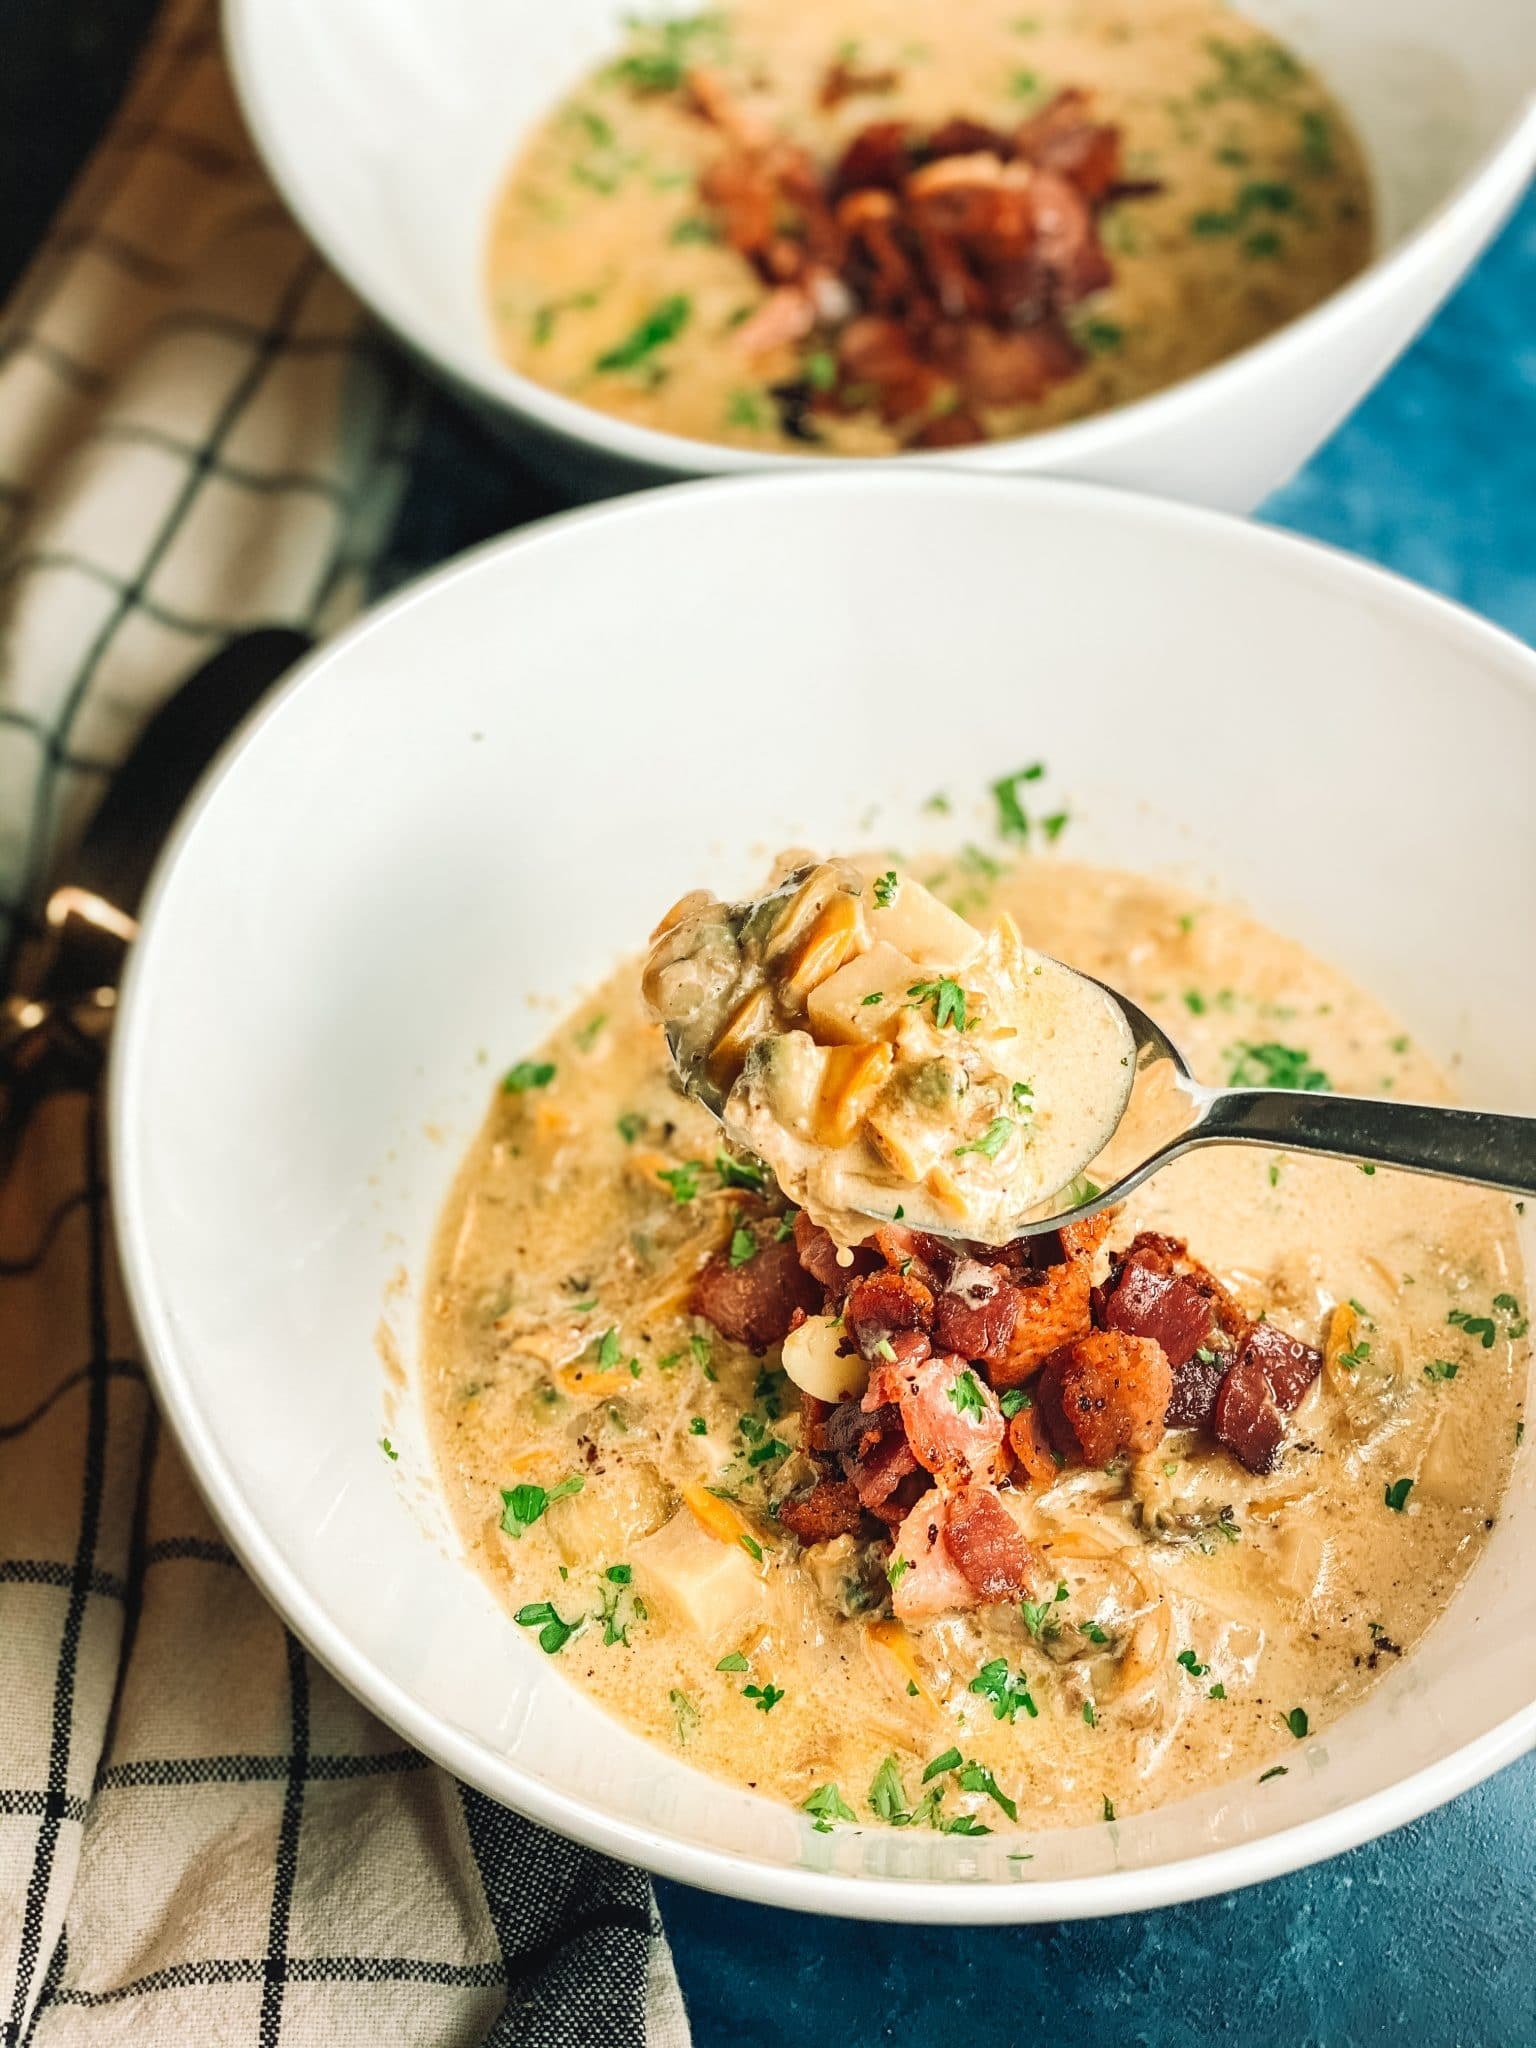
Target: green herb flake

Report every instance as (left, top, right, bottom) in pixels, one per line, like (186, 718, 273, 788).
(869, 1755, 910, 1825)
(968, 1657, 1037, 1722)
(1227, 1042, 1331, 1092)
(957, 1761, 1018, 1821)
(1259, 1764, 1288, 1783)
(1208, 1683, 1227, 1700)
(861, 991, 886, 1007)
(1384, 1477, 1413, 1513)
(1176, 1649, 1210, 1678)
(729, 1225, 759, 1268)
(954, 1115, 1014, 1162)
(617, 1111, 645, 1144)
(379, 1437, 398, 1462)
(503, 1060, 556, 1094)
(947, 1369, 986, 1420)
(499, 1474, 583, 1538)
(595, 295, 692, 373)
(716, 1151, 767, 1193)
(1423, 1360, 1459, 1384)
(1448, 1308, 1498, 1348)
(1285, 1707, 1309, 1739)
(738, 1531, 764, 1562)
(922, 1747, 963, 1784)
(669, 1688, 699, 1742)
(873, 869, 900, 909)
(691, 1332, 716, 1379)
(1082, 1700, 1096, 1727)
(574, 1013, 607, 1052)
(671, 214, 720, 244)
(991, 762, 1045, 840)
(908, 977, 968, 1031)
(999, 1388, 1033, 1419)
(803, 1782, 856, 1832)
(1102, 1795, 1116, 1823)
(1081, 1621, 1110, 1646)
(514, 1599, 582, 1655)
(657, 1160, 704, 1203)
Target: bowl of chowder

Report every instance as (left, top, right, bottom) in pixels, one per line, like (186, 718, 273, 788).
(113, 471, 1536, 1918)
(225, 0, 1536, 507)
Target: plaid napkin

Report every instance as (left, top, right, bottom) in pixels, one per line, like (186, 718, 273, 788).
(0, 6, 689, 2043)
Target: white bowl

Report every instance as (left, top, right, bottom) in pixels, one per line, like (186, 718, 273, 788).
(224, 0, 1536, 510)
(112, 472, 1536, 1921)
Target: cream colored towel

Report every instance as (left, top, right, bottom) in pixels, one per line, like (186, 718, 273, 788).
(0, 7, 689, 2042)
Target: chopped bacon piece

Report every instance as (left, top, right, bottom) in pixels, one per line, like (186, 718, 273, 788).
(794, 1210, 875, 1298)
(831, 119, 913, 196)
(819, 56, 901, 109)
(945, 1484, 1037, 1599)
(908, 408, 987, 448)
(692, 1221, 821, 1351)
(865, 1350, 1004, 1484)
(778, 1477, 866, 1544)
(826, 1397, 923, 1521)
(1214, 1321, 1323, 1474)
(1164, 1347, 1230, 1432)
(1055, 1206, 1118, 1265)
(730, 285, 817, 358)
(800, 1390, 832, 1455)
(1052, 1329, 1173, 1466)
(933, 1258, 1020, 1362)
(991, 1257, 1092, 1386)
(925, 117, 1015, 161)
(944, 317, 1083, 406)
(846, 1267, 935, 1358)
(869, 1223, 952, 1292)
(1026, 169, 1112, 303)
(1097, 1231, 1246, 1367)
(836, 198, 925, 315)
(890, 1492, 979, 1619)
(837, 315, 951, 422)
(1015, 88, 1123, 201)
(890, 1484, 1039, 1617)
(1005, 1400, 1062, 1488)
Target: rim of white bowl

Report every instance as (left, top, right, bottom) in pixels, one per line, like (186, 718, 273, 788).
(111, 470, 1536, 1921)
(220, 0, 1536, 483)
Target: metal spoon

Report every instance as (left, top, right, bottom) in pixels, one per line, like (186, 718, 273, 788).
(664, 974, 1536, 1241)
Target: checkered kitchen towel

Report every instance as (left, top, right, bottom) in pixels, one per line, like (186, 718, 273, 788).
(0, 5, 689, 2043)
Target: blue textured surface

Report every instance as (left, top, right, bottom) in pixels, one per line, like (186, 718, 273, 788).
(654, 192, 1536, 2048)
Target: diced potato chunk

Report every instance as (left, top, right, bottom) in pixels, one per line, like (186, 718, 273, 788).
(547, 1459, 672, 1567)
(632, 1507, 762, 1639)
(782, 1314, 869, 1403)
(855, 862, 982, 968)
(806, 941, 921, 1046)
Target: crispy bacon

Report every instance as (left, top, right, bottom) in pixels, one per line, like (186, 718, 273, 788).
(830, 119, 913, 197)
(864, 1350, 1004, 1484)
(991, 1256, 1093, 1386)
(908, 408, 987, 448)
(692, 1220, 821, 1351)
(1015, 88, 1123, 201)
(1214, 1321, 1323, 1474)
(1051, 1329, 1173, 1466)
(778, 1477, 866, 1544)
(943, 317, 1083, 406)
(933, 1258, 1019, 1362)
(826, 1397, 923, 1521)
(846, 1266, 935, 1357)
(1005, 1399, 1062, 1488)
(837, 314, 951, 421)
(890, 1483, 1037, 1617)
(1164, 1347, 1230, 1432)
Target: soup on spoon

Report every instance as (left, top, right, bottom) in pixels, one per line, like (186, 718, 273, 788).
(643, 852, 1135, 1247)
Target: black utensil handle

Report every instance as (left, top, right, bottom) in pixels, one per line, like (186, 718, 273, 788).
(1197, 1089, 1536, 1197)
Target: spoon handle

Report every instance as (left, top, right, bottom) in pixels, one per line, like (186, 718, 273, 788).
(1194, 1089, 1536, 1197)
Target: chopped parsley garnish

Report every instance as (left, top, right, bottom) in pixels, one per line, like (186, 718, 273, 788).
(1020, 1597, 1060, 1643)
(691, 1332, 716, 1379)
(606, 9, 726, 93)
(656, 1160, 704, 1203)
(1208, 1683, 1226, 1700)
(1259, 1765, 1288, 1784)
(999, 1388, 1033, 1419)
(738, 1531, 763, 1562)
(1383, 1477, 1413, 1513)
(670, 214, 720, 244)
(726, 388, 769, 429)
(805, 348, 838, 392)
(873, 870, 899, 908)
(922, 1747, 963, 1783)
(1285, 1707, 1309, 1740)
(716, 1151, 767, 1193)
(605, 1564, 631, 1585)
(868, 1755, 910, 1825)
(1448, 1309, 1497, 1348)
(991, 762, 1045, 840)
(574, 1013, 607, 1051)
(1423, 1360, 1459, 1383)
(1335, 1337, 1371, 1372)
(746, 1438, 788, 1468)
(1008, 68, 1040, 98)
(803, 1782, 856, 1832)
(503, 1059, 556, 1094)
(870, 1337, 897, 1363)
(1081, 1621, 1110, 1646)
(861, 991, 885, 1007)
(887, 1555, 911, 1588)
(1082, 1701, 1096, 1727)
(616, 1111, 644, 1144)
(957, 1761, 1017, 1821)
(379, 1437, 398, 1461)
(947, 1370, 986, 1420)
(1011, 1080, 1035, 1111)
(669, 1689, 699, 1742)
(968, 1657, 1037, 1722)
(514, 1600, 582, 1654)
(595, 295, 692, 372)
(1300, 108, 1334, 172)
(1040, 811, 1069, 842)
(499, 1474, 582, 1538)
(1227, 1042, 1331, 1092)
(716, 1652, 750, 1673)
(908, 977, 968, 1031)
(1176, 1649, 1209, 1678)
(1183, 990, 1207, 1015)
(597, 1327, 623, 1369)
(954, 1115, 1014, 1161)
(1102, 1795, 1116, 1823)
(728, 1225, 759, 1267)
(689, 1416, 707, 1434)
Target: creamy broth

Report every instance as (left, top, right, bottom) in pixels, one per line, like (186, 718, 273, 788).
(423, 860, 1526, 1833)
(486, 0, 1373, 454)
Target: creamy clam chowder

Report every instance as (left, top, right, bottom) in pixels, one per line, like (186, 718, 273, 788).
(486, 0, 1373, 455)
(423, 855, 1526, 1836)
